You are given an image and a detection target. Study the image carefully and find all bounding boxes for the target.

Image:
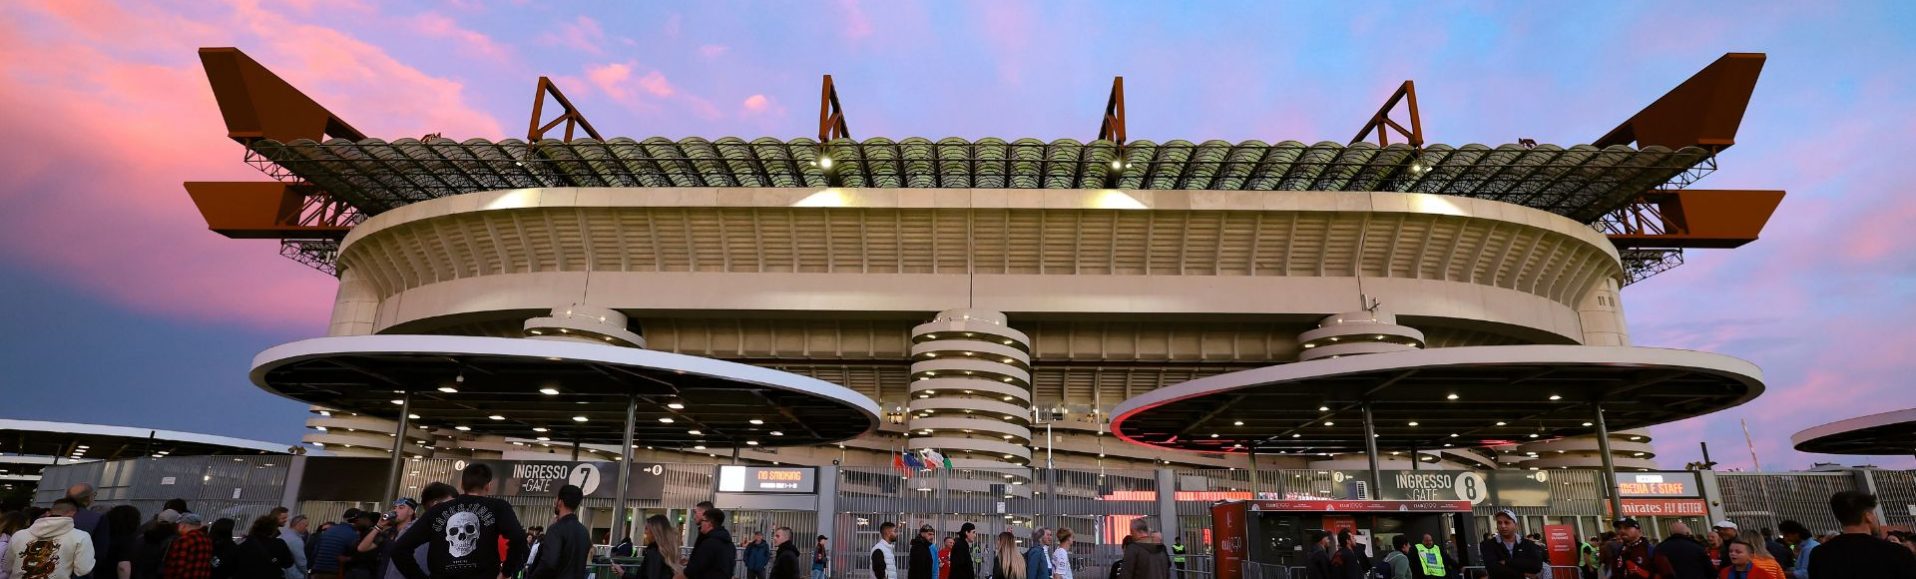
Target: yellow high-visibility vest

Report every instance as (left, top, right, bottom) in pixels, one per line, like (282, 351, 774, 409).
(1414, 544, 1446, 576)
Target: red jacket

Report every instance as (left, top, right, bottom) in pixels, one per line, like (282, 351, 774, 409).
(164, 529, 213, 579)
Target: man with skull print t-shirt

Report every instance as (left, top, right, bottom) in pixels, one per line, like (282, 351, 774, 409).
(392, 464, 529, 579)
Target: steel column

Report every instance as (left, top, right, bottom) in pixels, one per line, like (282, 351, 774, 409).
(1594, 404, 1623, 520)
(613, 394, 637, 542)
(385, 391, 413, 502)
(1362, 402, 1382, 495)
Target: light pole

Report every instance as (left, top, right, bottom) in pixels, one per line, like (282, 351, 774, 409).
(1032, 405, 1066, 469)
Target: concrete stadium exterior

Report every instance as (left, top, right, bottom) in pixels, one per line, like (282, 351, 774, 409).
(186, 48, 1784, 478)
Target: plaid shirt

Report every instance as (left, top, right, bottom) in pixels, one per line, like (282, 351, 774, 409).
(164, 529, 214, 579)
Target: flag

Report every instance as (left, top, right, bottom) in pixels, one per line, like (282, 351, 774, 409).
(903, 450, 925, 470)
(919, 449, 940, 471)
(926, 448, 951, 470)
(892, 453, 911, 478)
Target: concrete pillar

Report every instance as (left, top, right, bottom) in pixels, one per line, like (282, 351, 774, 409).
(817, 466, 840, 540)
(280, 455, 308, 511)
(1156, 469, 1178, 539)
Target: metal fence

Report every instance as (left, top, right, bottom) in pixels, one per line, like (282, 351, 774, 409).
(35, 455, 289, 526)
(1716, 471, 1858, 533)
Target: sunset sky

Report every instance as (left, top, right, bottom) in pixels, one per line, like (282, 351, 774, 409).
(1, 0, 1911, 470)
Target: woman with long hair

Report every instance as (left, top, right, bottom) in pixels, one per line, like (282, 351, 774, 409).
(0, 510, 28, 579)
(992, 532, 1025, 579)
(105, 505, 143, 579)
(639, 514, 687, 579)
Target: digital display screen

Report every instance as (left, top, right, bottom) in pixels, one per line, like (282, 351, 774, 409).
(717, 465, 816, 493)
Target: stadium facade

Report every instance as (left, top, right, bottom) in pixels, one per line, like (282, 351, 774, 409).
(188, 48, 1784, 476)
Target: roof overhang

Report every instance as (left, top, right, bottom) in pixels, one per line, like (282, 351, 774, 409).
(1790, 408, 1916, 456)
(1110, 345, 1763, 455)
(251, 335, 881, 449)
(0, 419, 291, 460)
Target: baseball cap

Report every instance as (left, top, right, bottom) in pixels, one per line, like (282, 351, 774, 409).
(342, 508, 362, 521)
(1493, 509, 1518, 522)
(1612, 517, 1640, 529)
(177, 512, 204, 526)
(392, 498, 419, 509)
(1713, 521, 1738, 530)
(156, 509, 181, 524)
(920, 525, 935, 534)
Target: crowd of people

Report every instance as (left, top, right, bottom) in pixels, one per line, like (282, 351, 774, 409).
(6, 476, 1915, 579)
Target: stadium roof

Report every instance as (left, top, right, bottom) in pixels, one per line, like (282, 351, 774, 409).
(251, 335, 881, 449)
(0, 419, 291, 460)
(249, 137, 1708, 224)
(1109, 345, 1764, 456)
(1791, 408, 1916, 456)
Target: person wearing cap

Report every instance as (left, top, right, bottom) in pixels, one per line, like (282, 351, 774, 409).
(163, 512, 213, 579)
(1652, 521, 1713, 579)
(1479, 510, 1543, 579)
(528, 485, 588, 579)
(1711, 521, 1742, 572)
(907, 525, 934, 579)
(131, 510, 181, 579)
(358, 499, 417, 579)
(1605, 518, 1651, 579)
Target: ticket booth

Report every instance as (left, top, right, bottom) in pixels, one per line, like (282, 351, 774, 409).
(1211, 500, 1477, 579)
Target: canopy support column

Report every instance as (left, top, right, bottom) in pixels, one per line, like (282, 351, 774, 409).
(385, 391, 412, 502)
(613, 393, 637, 543)
(1595, 403, 1623, 520)
(1362, 402, 1382, 495)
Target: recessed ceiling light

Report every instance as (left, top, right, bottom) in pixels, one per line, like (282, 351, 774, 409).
(573, 416, 589, 422)
(390, 400, 404, 405)
(1318, 406, 1330, 412)
(746, 441, 759, 446)
(658, 418, 674, 423)
(688, 430, 702, 435)
(454, 426, 470, 431)
(1233, 421, 1244, 426)
(408, 414, 420, 420)
(771, 431, 784, 436)
(1548, 394, 1562, 401)
(1496, 421, 1507, 426)
(540, 388, 560, 395)
(532, 427, 548, 432)
(438, 387, 458, 394)
(1324, 421, 1335, 426)
(694, 445, 706, 450)
(488, 415, 505, 421)
(1407, 421, 1419, 426)
(750, 419, 764, 425)
(1446, 394, 1459, 400)
(667, 402, 686, 410)
(536, 437, 550, 441)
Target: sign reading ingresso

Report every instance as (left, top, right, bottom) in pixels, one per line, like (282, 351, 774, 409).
(717, 465, 816, 494)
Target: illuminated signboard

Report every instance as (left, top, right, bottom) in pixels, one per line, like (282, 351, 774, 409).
(718, 465, 817, 493)
(1613, 472, 1699, 498)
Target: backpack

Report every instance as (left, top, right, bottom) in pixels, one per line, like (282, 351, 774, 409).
(1368, 557, 1393, 579)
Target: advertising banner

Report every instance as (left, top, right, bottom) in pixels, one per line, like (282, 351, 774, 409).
(1544, 525, 1578, 567)
(1604, 499, 1709, 517)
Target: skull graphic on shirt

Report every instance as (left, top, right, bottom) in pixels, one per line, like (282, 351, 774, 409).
(446, 511, 481, 558)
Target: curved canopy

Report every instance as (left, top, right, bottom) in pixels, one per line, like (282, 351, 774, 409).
(252, 335, 880, 448)
(1110, 345, 1763, 455)
(1791, 408, 1916, 456)
(0, 419, 290, 477)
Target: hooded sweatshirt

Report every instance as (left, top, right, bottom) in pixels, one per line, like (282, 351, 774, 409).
(1115, 541, 1168, 579)
(7, 516, 97, 579)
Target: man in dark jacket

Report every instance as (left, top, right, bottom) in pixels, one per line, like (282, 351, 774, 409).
(1116, 519, 1169, 579)
(1605, 518, 1653, 579)
(1652, 521, 1714, 579)
(746, 531, 772, 579)
(1479, 511, 1544, 579)
(771, 528, 803, 579)
(949, 524, 976, 579)
(391, 463, 529, 579)
(1305, 531, 1336, 579)
(529, 485, 589, 579)
(685, 507, 737, 579)
(1807, 491, 1916, 579)
(907, 525, 936, 579)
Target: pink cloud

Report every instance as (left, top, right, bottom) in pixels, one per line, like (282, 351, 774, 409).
(540, 15, 605, 55)
(0, 0, 501, 331)
(638, 71, 676, 97)
(585, 61, 635, 102)
(406, 11, 511, 61)
(742, 94, 771, 112)
(838, 0, 873, 40)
